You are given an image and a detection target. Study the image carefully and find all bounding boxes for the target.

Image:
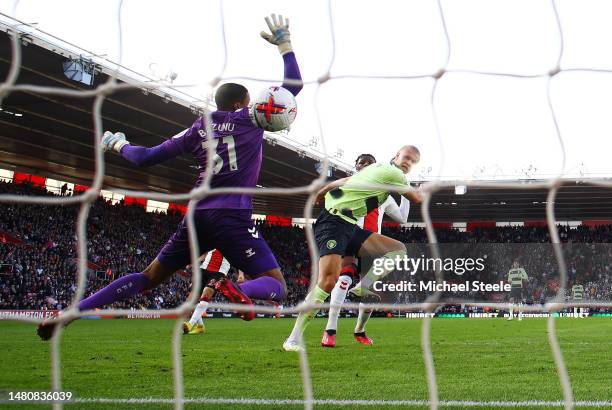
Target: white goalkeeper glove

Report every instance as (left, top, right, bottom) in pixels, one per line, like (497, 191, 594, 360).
(101, 131, 130, 153)
(260, 14, 293, 55)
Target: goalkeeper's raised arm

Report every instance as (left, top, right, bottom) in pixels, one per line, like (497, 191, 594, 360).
(260, 13, 302, 96)
(101, 13, 303, 169)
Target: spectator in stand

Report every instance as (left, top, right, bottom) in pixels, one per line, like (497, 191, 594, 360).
(0, 180, 610, 312)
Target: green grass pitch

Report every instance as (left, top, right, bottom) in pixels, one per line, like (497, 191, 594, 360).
(0, 317, 610, 409)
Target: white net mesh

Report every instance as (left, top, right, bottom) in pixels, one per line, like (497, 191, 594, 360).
(1, 0, 611, 409)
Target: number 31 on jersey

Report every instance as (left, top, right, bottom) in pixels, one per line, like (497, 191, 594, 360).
(202, 136, 238, 174)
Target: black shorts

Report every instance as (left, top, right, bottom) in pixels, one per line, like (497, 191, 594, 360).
(314, 209, 371, 257)
(510, 287, 523, 300)
(344, 228, 373, 258)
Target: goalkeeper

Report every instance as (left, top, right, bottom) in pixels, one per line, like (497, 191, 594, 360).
(38, 14, 302, 340)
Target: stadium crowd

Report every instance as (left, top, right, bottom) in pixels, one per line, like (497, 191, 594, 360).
(0, 181, 610, 311)
(384, 225, 612, 304)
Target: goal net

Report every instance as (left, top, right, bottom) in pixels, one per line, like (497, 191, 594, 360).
(0, 1, 611, 409)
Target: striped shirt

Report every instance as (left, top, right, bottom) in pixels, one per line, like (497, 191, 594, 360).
(507, 268, 528, 288)
(357, 195, 410, 234)
(572, 284, 584, 300)
(200, 249, 230, 275)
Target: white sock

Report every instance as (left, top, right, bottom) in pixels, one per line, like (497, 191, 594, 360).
(189, 301, 209, 326)
(354, 302, 372, 333)
(325, 275, 352, 332)
(518, 303, 523, 319)
(509, 306, 514, 318)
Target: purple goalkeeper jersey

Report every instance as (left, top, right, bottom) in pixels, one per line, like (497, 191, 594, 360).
(161, 109, 263, 209)
(119, 52, 302, 210)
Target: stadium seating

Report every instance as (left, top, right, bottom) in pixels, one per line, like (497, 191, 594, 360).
(1, 180, 609, 310)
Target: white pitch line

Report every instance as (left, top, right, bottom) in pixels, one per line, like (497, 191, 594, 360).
(63, 397, 612, 407)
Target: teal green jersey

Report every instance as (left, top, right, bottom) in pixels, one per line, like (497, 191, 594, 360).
(507, 267, 528, 288)
(324, 163, 407, 224)
(572, 284, 584, 299)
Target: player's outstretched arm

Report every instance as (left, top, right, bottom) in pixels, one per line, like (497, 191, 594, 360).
(315, 177, 349, 204)
(101, 130, 182, 167)
(384, 196, 410, 224)
(398, 196, 410, 221)
(403, 190, 423, 204)
(260, 14, 303, 96)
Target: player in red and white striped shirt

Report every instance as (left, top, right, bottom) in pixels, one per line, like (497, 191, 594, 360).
(183, 249, 232, 334)
(321, 154, 410, 347)
(202, 249, 232, 276)
(184, 247, 285, 334)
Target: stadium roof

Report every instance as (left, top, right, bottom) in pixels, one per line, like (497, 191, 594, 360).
(0, 26, 351, 216)
(1, 27, 611, 222)
(421, 182, 612, 223)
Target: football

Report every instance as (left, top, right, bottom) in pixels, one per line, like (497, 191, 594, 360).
(251, 86, 297, 132)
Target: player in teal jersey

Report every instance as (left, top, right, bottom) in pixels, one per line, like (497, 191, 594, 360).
(571, 282, 586, 318)
(507, 261, 528, 321)
(283, 145, 422, 351)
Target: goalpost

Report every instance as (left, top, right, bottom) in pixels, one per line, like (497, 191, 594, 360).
(0, 1, 611, 409)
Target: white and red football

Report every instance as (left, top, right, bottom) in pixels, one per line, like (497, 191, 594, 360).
(251, 86, 297, 132)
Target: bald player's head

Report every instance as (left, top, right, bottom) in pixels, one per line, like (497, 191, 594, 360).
(392, 145, 420, 174)
(215, 83, 250, 111)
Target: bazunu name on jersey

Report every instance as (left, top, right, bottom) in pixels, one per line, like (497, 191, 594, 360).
(211, 122, 235, 133)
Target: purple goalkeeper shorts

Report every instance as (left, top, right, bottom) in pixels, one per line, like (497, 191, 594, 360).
(157, 209, 279, 276)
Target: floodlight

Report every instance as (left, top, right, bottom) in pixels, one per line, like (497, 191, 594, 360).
(63, 57, 95, 86)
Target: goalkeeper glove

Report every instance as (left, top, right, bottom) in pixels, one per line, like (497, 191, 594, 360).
(101, 131, 130, 153)
(260, 14, 293, 55)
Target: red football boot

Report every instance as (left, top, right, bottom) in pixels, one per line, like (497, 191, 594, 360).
(214, 278, 255, 321)
(321, 329, 336, 347)
(354, 332, 373, 346)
